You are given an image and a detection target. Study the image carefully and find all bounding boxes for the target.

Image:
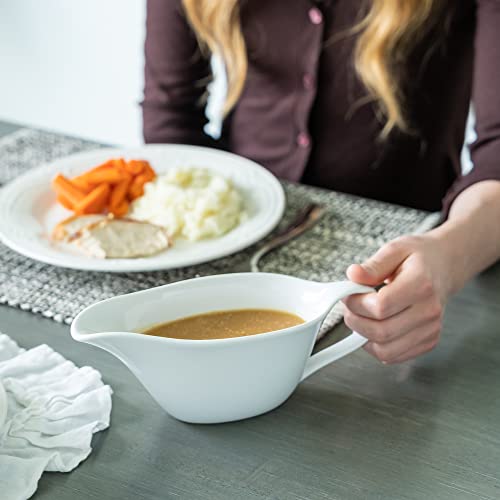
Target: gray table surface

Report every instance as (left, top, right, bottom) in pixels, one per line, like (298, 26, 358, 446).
(1, 122, 500, 500)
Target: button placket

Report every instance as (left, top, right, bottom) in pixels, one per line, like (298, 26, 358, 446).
(292, 3, 326, 170)
(308, 7, 323, 25)
(297, 132, 311, 149)
(302, 73, 314, 90)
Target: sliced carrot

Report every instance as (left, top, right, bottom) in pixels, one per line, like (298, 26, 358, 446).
(90, 159, 115, 171)
(111, 158, 128, 171)
(74, 184, 110, 215)
(52, 158, 156, 214)
(110, 174, 132, 210)
(52, 174, 86, 206)
(57, 194, 74, 211)
(124, 159, 146, 176)
(80, 166, 127, 185)
(71, 175, 95, 194)
(71, 160, 116, 190)
(127, 166, 156, 200)
(142, 163, 156, 182)
(128, 173, 153, 200)
(110, 199, 129, 217)
(128, 183, 144, 201)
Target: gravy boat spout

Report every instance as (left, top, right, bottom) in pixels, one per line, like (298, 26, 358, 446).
(71, 273, 374, 424)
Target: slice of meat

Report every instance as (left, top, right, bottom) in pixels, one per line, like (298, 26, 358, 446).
(72, 218, 170, 259)
(52, 214, 108, 242)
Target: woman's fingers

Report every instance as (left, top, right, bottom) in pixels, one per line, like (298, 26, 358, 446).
(344, 265, 428, 320)
(380, 338, 440, 365)
(346, 239, 412, 286)
(345, 250, 439, 321)
(344, 296, 443, 343)
(344, 239, 432, 320)
(344, 235, 451, 364)
(342, 291, 382, 318)
(363, 321, 441, 364)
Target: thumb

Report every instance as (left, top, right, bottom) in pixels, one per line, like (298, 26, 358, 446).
(346, 240, 411, 286)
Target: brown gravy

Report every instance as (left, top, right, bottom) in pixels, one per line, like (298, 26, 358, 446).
(142, 309, 305, 340)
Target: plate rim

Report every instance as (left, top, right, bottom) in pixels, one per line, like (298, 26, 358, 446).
(0, 144, 285, 272)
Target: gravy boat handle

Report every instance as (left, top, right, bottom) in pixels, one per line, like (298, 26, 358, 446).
(301, 281, 375, 381)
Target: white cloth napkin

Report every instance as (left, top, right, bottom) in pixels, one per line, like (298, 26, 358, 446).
(0, 333, 112, 500)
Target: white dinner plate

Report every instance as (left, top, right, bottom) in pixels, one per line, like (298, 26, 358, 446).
(0, 144, 285, 272)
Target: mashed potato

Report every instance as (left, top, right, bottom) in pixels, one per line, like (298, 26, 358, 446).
(129, 167, 245, 241)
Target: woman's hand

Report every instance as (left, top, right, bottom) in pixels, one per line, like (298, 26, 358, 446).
(344, 181, 500, 364)
(343, 234, 457, 364)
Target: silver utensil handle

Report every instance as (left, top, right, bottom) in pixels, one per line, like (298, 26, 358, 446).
(250, 203, 325, 272)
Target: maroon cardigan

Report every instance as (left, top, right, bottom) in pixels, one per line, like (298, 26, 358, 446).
(142, 0, 500, 215)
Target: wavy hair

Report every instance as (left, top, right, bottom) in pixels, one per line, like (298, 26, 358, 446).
(182, 0, 444, 137)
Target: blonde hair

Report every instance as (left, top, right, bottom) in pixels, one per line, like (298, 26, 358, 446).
(182, 0, 443, 137)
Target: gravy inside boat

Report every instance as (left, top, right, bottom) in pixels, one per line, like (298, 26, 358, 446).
(142, 309, 305, 340)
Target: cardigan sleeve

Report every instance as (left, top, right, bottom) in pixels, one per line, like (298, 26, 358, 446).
(142, 0, 217, 147)
(442, 0, 500, 215)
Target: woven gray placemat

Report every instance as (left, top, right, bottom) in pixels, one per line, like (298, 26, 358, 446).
(0, 128, 439, 338)
(0, 128, 101, 185)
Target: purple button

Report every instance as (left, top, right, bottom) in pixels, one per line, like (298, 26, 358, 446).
(297, 132, 311, 148)
(303, 73, 314, 90)
(308, 7, 323, 25)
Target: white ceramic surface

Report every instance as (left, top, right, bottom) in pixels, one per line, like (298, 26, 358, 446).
(0, 145, 285, 272)
(71, 273, 374, 424)
(0, 379, 7, 431)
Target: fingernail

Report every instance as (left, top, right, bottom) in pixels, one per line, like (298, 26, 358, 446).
(360, 262, 373, 274)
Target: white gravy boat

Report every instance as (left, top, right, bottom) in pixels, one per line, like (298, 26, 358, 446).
(0, 379, 7, 432)
(71, 273, 374, 423)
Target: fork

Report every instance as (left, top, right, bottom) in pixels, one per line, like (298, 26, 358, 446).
(249, 203, 325, 272)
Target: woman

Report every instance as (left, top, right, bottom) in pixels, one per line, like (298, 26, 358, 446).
(142, 0, 500, 364)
